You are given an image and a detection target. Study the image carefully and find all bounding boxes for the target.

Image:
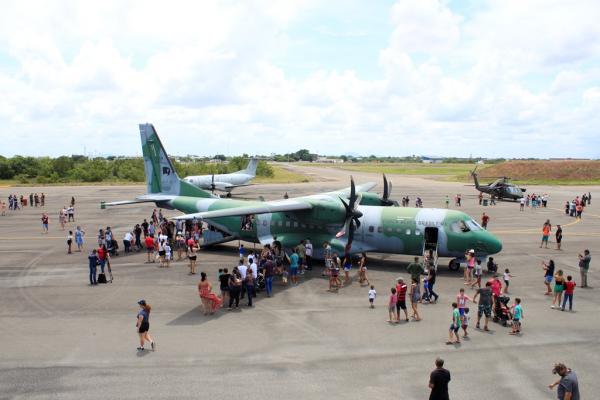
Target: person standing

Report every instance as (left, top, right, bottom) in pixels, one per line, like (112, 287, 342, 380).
(228, 268, 242, 310)
(75, 226, 85, 252)
(368, 285, 376, 308)
(289, 248, 299, 285)
(407, 257, 424, 283)
(473, 281, 493, 331)
(264, 257, 274, 297)
(244, 269, 256, 307)
(446, 303, 461, 345)
(509, 298, 523, 335)
(41, 213, 49, 234)
(555, 225, 563, 250)
(429, 358, 451, 400)
(549, 363, 580, 400)
(409, 278, 421, 321)
(297, 240, 306, 275)
(540, 222, 551, 248)
(481, 212, 490, 229)
(198, 272, 222, 314)
(88, 249, 98, 285)
(135, 300, 155, 351)
(562, 276, 576, 311)
(551, 270, 566, 309)
(304, 239, 313, 270)
(67, 231, 73, 254)
(578, 250, 591, 288)
(427, 267, 439, 303)
(542, 260, 555, 295)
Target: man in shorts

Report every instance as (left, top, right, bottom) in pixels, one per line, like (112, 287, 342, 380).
(395, 277, 409, 322)
(473, 281, 493, 331)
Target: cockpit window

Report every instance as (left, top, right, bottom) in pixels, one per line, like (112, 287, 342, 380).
(451, 220, 470, 233)
(466, 219, 483, 231)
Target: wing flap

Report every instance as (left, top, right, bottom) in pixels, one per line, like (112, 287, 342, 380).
(174, 200, 312, 220)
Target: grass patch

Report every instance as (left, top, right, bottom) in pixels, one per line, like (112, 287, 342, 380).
(310, 162, 486, 176)
(252, 164, 310, 184)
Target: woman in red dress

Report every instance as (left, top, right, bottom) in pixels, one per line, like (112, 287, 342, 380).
(198, 272, 222, 315)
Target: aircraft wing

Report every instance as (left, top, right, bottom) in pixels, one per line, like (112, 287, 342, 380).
(212, 182, 253, 191)
(104, 194, 177, 206)
(328, 182, 377, 196)
(174, 199, 312, 220)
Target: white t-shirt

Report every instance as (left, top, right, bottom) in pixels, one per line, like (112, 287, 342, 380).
(238, 265, 248, 279)
(250, 262, 258, 278)
(124, 232, 133, 241)
(165, 244, 171, 257)
(368, 289, 376, 299)
(305, 242, 313, 256)
(503, 272, 511, 281)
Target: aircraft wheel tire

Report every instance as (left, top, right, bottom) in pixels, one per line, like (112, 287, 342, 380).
(226, 192, 232, 198)
(448, 259, 460, 271)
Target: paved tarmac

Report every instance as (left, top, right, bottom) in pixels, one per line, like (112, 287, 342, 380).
(0, 167, 598, 399)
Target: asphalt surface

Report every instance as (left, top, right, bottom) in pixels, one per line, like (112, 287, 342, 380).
(1, 167, 598, 399)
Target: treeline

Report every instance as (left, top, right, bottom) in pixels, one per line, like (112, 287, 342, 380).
(0, 155, 273, 184)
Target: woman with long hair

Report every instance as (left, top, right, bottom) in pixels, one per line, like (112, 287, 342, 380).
(187, 243, 198, 274)
(135, 300, 155, 351)
(551, 269, 565, 309)
(358, 253, 369, 286)
(198, 272, 222, 315)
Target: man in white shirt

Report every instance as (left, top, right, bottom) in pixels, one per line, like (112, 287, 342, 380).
(238, 260, 248, 299)
(123, 231, 133, 253)
(305, 239, 313, 270)
(249, 256, 258, 279)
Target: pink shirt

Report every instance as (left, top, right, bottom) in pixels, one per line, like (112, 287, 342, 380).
(389, 293, 398, 305)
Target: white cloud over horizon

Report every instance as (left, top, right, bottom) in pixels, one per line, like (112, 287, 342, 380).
(0, 0, 599, 158)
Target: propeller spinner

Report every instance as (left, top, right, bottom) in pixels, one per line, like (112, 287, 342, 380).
(336, 176, 363, 251)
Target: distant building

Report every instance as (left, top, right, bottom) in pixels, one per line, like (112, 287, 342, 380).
(421, 156, 443, 164)
(316, 157, 344, 163)
(477, 160, 485, 165)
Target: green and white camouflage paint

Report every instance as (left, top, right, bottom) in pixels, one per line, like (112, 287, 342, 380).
(107, 124, 502, 267)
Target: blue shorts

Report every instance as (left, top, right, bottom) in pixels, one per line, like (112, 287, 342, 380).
(459, 308, 465, 316)
(290, 267, 298, 277)
(545, 276, 553, 284)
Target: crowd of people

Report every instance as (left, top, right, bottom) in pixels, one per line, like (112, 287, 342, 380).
(564, 193, 591, 219)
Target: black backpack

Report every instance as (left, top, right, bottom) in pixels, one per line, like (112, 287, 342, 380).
(97, 273, 107, 284)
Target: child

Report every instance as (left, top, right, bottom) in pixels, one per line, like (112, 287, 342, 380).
(561, 275, 576, 311)
(282, 268, 289, 286)
(462, 307, 470, 338)
(470, 259, 482, 288)
(503, 268, 514, 294)
(164, 242, 171, 267)
(456, 288, 471, 325)
(368, 285, 377, 308)
(388, 287, 398, 323)
(421, 277, 430, 303)
(509, 298, 523, 335)
(446, 302, 461, 345)
(67, 231, 73, 254)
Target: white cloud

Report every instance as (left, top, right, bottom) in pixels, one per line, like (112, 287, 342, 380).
(0, 0, 599, 158)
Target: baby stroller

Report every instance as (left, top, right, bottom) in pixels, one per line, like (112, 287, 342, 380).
(255, 270, 266, 292)
(493, 295, 512, 326)
(107, 239, 119, 256)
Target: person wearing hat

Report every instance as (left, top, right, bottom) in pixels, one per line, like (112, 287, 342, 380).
(136, 300, 155, 351)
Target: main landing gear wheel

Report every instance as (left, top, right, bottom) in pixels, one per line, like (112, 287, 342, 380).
(448, 259, 460, 271)
(226, 192, 232, 198)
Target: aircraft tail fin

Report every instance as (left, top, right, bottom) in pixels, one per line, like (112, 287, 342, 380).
(470, 166, 480, 189)
(139, 123, 213, 198)
(242, 158, 258, 177)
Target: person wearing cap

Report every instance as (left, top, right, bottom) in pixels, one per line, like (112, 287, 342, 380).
(549, 363, 579, 400)
(135, 300, 155, 351)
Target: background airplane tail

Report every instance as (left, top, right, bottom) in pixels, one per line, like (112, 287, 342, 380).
(243, 158, 258, 177)
(470, 167, 480, 189)
(139, 123, 213, 198)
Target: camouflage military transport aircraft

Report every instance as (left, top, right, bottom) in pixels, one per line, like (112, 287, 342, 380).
(106, 124, 502, 270)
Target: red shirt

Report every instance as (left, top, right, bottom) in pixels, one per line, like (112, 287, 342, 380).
(97, 247, 106, 260)
(490, 279, 502, 296)
(396, 283, 408, 301)
(145, 236, 154, 249)
(565, 281, 576, 295)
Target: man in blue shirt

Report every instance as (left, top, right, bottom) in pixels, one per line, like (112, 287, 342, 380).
(88, 249, 98, 285)
(289, 248, 299, 285)
(549, 363, 580, 400)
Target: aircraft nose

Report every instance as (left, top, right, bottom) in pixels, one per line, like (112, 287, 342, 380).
(485, 232, 503, 254)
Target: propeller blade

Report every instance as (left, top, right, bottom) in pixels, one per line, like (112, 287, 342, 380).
(383, 174, 389, 200)
(349, 176, 356, 209)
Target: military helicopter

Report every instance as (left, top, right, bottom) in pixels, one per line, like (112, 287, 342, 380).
(470, 166, 526, 201)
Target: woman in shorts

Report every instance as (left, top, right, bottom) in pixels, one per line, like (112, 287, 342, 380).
(187, 243, 198, 274)
(342, 254, 352, 284)
(135, 300, 155, 351)
(358, 253, 369, 286)
(551, 269, 565, 309)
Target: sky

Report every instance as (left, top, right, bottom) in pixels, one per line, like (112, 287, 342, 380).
(0, 0, 599, 158)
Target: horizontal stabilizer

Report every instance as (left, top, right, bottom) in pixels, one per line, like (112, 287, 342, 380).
(104, 194, 176, 207)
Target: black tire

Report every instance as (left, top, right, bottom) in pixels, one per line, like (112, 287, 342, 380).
(448, 259, 460, 271)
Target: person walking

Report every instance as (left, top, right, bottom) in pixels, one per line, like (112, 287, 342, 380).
(509, 298, 523, 335)
(549, 363, 580, 400)
(368, 285, 376, 308)
(289, 248, 299, 285)
(395, 277, 409, 322)
(88, 249, 98, 285)
(481, 212, 490, 229)
(75, 226, 85, 252)
(41, 213, 49, 234)
(427, 267, 439, 303)
(388, 287, 398, 323)
(219, 268, 231, 306)
(409, 278, 421, 321)
(67, 231, 73, 254)
(446, 303, 461, 345)
(244, 268, 256, 307)
(228, 268, 242, 310)
(428, 358, 451, 400)
(187, 243, 198, 274)
(304, 239, 313, 270)
(578, 250, 591, 288)
(264, 257, 274, 297)
(407, 257, 424, 283)
(358, 252, 369, 286)
(135, 300, 155, 351)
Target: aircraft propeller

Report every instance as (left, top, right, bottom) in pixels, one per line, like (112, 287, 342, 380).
(336, 176, 363, 251)
(380, 174, 398, 206)
(210, 174, 216, 194)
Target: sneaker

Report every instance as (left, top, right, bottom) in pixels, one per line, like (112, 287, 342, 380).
(551, 305, 555, 309)
(137, 347, 144, 351)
